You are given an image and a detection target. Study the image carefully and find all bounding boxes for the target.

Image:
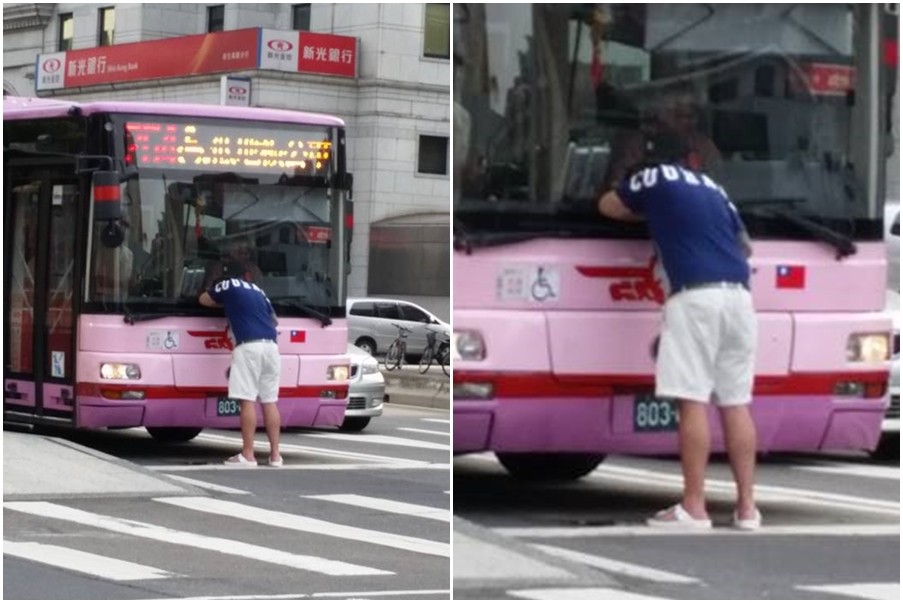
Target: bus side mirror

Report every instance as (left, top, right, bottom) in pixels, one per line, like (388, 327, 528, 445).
(93, 171, 124, 248)
(93, 170, 121, 221)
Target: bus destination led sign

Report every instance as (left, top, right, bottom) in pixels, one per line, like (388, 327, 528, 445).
(125, 121, 332, 174)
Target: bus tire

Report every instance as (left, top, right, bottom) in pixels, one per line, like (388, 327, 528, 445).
(496, 453, 605, 481)
(146, 427, 203, 443)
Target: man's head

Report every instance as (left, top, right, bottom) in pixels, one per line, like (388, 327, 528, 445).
(219, 261, 247, 282)
(657, 89, 700, 138)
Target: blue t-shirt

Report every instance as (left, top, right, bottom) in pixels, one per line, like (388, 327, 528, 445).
(617, 164, 749, 292)
(208, 277, 277, 344)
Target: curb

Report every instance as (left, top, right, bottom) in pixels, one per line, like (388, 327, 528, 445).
(381, 368, 449, 410)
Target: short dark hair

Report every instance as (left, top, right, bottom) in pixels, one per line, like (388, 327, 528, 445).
(220, 261, 246, 280)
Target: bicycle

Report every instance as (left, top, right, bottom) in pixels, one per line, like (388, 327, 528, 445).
(419, 326, 450, 376)
(383, 323, 413, 371)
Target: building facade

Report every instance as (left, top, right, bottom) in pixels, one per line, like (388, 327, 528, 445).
(3, 3, 451, 320)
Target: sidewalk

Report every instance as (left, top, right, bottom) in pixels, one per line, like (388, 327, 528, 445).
(3, 430, 192, 502)
(382, 364, 449, 411)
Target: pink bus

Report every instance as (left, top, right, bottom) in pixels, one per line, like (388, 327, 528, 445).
(4, 97, 354, 442)
(453, 4, 898, 479)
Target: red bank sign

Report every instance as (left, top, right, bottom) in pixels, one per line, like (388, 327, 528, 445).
(36, 28, 358, 92)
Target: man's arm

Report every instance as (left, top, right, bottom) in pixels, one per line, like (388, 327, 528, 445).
(198, 291, 221, 308)
(598, 190, 644, 221)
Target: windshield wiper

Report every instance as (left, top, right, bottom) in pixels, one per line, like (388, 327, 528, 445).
(740, 202, 857, 260)
(270, 297, 332, 327)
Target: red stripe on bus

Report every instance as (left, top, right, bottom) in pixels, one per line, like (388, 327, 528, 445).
(576, 266, 648, 278)
(76, 383, 348, 399)
(454, 371, 889, 398)
(93, 185, 121, 202)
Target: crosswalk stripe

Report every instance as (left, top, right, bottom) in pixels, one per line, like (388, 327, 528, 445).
(163, 475, 251, 495)
(301, 432, 449, 451)
(508, 587, 665, 600)
(156, 497, 449, 558)
(796, 583, 900, 599)
(146, 462, 447, 472)
(188, 588, 451, 600)
(4, 501, 391, 577)
(195, 432, 423, 464)
(397, 427, 449, 437)
(3, 540, 177, 581)
(531, 543, 700, 584)
(495, 523, 901, 538)
(591, 465, 900, 516)
(422, 419, 450, 424)
(794, 463, 900, 481)
(304, 494, 450, 522)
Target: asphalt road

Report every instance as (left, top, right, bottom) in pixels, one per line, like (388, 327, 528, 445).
(453, 447, 900, 600)
(3, 403, 450, 600)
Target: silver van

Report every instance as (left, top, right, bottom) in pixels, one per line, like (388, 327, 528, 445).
(347, 297, 449, 357)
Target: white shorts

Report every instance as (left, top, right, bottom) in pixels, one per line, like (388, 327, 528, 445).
(229, 341, 281, 403)
(655, 287, 757, 406)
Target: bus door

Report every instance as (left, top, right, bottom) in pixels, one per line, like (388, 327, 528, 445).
(4, 162, 80, 424)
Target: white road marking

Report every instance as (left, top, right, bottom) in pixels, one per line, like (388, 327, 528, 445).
(508, 587, 665, 600)
(422, 418, 450, 424)
(146, 462, 448, 472)
(496, 524, 901, 538)
(195, 432, 424, 464)
(796, 583, 900, 599)
(531, 543, 700, 584)
(591, 465, 900, 516)
(397, 427, 449, 437)
(794, 463, 900, 481)
(162, 475, 250, 495)
(3, 541, 177, 581)
(187, 589, 450, 600)
(156, 496, 449, 558)
(301, 432, 449, 451)
(304, 494, 450, 522)
(3, 502, 391, 577)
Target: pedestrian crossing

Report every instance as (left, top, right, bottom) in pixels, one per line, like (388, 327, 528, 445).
(4, 491, 450, 595)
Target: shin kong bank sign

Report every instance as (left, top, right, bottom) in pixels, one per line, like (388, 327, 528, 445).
(36, 28, 357, 92)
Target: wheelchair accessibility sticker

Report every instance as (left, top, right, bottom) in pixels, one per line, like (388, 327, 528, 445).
(147, 330, 180, 350)
(497, 266, 559, 303)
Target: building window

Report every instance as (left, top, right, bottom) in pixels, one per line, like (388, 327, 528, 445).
(207, 5, 225, 33)
(423, 3, 450, 59)
(98, 7, 114, 47)
(58, 13, 73, 51)
(292, 4, 311, 31)
(418, 135, 449, 176)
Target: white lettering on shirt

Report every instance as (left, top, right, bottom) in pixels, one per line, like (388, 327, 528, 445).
(661, 165, 680, 181)
(642, 167, 659, 188)
(679, 168, 701, 185)
(629, 172, 644, 192)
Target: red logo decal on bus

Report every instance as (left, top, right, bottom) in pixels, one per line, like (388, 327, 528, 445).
(42, 59, 62, 73)
(267, 39, 294, 52)
(187, 329, 234, 350)
(228, 86, 248, 95)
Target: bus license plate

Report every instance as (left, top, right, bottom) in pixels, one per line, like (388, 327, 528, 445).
(217, 397, 241, 417)
(634, 396, 679, 432)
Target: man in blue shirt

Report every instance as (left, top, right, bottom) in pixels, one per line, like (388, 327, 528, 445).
(598, 163, 760, 530)
(199, 261, 282, 467)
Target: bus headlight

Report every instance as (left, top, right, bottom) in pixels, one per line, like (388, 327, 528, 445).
(100, 363, 141, 380)
(327, 365, 350, 381)
(846, 333, 890, 363)
(453, 330, 486, 361)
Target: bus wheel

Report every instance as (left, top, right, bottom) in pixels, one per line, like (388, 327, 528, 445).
(496, 453, 605, 481)
(146, 427, 203, 443)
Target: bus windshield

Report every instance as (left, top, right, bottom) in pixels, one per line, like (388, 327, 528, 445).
(455, 4, 888, 241)
(89, 117, 342, 315)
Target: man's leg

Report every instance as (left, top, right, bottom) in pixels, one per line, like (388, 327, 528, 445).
(239, 399, 257, 460)
(262, 402, 281, 460)
(718, 404, 757, 519)
(679, 399, 711, 518)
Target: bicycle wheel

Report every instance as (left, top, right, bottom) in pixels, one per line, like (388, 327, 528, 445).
(438, 343, 449, 376)
(419, 346, 433, 374)
(384, 341, 402, 370)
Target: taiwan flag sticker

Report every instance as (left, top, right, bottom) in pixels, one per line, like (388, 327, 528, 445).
(776, 265, 806, 289)
(290, 330, 306, 343)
